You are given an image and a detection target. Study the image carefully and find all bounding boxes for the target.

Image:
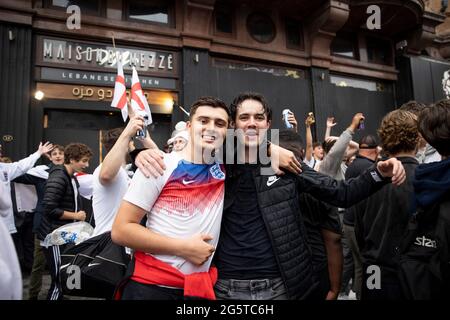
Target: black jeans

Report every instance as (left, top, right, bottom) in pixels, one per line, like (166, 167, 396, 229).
(121, 280, 184, 300)
(214, 277, 288, 300)
(12, 213, 35, 274)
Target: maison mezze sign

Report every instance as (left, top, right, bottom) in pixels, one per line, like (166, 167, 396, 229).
(37, 36, 178, 75)
(40, 67, 177, 90)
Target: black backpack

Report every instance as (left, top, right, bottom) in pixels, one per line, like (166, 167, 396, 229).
(60, 231, 131, 299)
(397, 198, 450, 300)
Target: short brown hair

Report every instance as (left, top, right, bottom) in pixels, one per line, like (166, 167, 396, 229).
(64, 143, 93, 164)
(0, 157, 12, 163)
(377, 109, 419, 156)
(49, 144, 64, 156)
(399, 101, 427, 116)
(418, 100, 450, 156)
(102, 128, 124, 153)
(189, 96, 230, 121)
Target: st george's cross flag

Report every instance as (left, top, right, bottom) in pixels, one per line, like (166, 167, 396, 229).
(111, 56, 128, 122)
(131, 66, 152, 124)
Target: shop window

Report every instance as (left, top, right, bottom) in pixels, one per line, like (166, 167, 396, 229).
(126, 0, 174, 27)
(285, 18, 304, 50)
(45, 0, 102, 16)
(330, 74, 392, 92)
(247, 12, 276, 44)
(366, 36, 392, 66)
(331, 32, 359, 59)
(214, 2, 233, 35)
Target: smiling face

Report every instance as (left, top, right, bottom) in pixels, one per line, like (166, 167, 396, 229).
(187, 105, 229, 154)
(49, 148, 64, 165)
(233, 99, 271, 148)
(313, 145, 324, 160)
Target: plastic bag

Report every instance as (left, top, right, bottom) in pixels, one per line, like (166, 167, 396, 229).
(43, 221, 94, 247)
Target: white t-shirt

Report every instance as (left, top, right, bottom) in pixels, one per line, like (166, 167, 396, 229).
(124, 152, 225, 275)
(92, 164, 130, 237)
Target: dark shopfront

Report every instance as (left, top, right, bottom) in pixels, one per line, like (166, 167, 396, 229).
(179, 48, 397, 144)
(30, 36, 180, 172)
(1, 0, 449, 162)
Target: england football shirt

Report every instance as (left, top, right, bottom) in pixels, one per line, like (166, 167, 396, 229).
(124, 152, 225, 274)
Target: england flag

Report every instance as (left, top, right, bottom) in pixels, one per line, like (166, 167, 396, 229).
(131, 66, 152, 123)
(111, 56, 128, 122)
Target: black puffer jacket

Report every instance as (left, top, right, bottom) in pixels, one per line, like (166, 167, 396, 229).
(224, 162, 389, 299)
(38, 165, 81, 241)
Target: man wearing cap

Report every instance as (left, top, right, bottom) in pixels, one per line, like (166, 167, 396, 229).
(343, 134, 380, 299)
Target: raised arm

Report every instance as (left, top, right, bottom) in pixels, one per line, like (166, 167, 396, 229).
(319, 113, 363, 176)
(287, 111, 298, 133)
(99, 115, 144, 185)
(6, 142, 53, 180)
(324, 117, 337, 140)
(304, 114, 314, 166)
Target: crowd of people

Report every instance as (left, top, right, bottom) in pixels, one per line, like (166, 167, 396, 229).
(0, 93, 449, 301)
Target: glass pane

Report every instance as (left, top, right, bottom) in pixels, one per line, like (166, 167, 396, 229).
(129, 1, 169, 24)
(216, 9, 232, 33)
(286, 19, 302, 47)
(367, 37, 391, 65)
(52, 0, 99, 13)
(247, 13, 276, 44)
(331, 34, 357, 59)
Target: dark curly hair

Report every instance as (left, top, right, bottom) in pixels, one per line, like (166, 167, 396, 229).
(377, 110, 419, 156)
(418, 100, 450, 156)
(230, 92, 272, 123)
(398, 101, 427, 116)
(64, 143, 93, 164)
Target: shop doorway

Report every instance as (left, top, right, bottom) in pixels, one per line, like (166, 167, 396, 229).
(44, 109, 172, 173)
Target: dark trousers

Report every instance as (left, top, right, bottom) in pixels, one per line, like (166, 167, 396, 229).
(343, 224, 363, 299)
(214, 277, 288, 300)
(306, 266, 330, 300)
(43, 245, 64, 300)
(11, 213, 35, 274)
(28, 236, 46, 299)
(121, 280, 184, 300)
(339, 213, 354, 294)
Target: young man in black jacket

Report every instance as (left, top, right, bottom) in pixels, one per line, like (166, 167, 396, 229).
(356, 109, 420, 300)
(343, 135, 380, 299)
(213, 93, 404, 300)
(134, 93, 406, 300)
(12, 145, 65, 300)
(40, 143, 92, 300)
(398, 100, 450, 299)
(278, 129, 343, 300)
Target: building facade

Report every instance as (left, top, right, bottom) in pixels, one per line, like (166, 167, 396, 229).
(0, 0, 449, 168)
